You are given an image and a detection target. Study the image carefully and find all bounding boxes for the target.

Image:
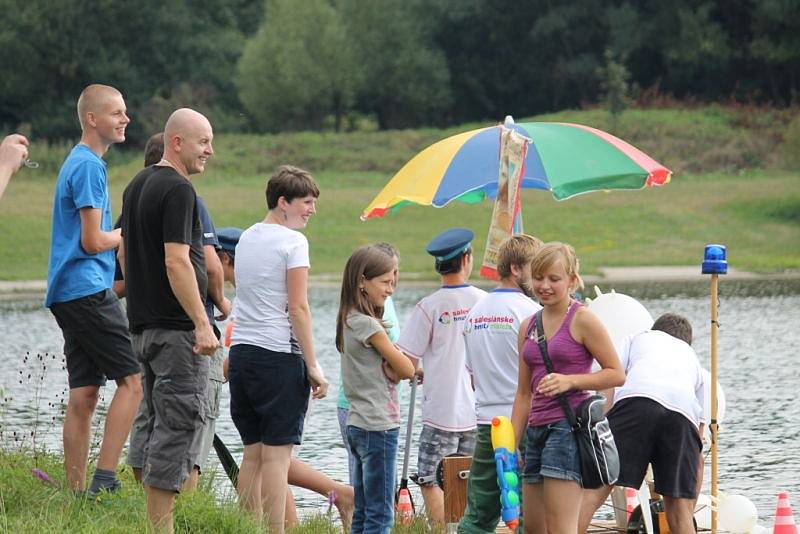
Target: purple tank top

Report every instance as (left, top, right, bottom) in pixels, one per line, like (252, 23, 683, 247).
(522, 300, 593, 426)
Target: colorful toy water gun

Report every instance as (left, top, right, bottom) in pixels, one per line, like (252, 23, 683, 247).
(491, 416, 520, 531)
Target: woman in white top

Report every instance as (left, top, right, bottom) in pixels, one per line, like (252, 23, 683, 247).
(228, 165, 328, 533)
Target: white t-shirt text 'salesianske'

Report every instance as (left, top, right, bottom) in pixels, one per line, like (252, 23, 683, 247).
(464, 289, 541, 424)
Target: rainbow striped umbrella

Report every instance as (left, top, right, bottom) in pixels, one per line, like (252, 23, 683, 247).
(361, 122, 671, 219)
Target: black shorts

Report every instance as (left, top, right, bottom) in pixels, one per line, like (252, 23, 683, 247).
(608, 397, 703, 499)
(49, 289, 140, 389)
(228, 344, 309, 446)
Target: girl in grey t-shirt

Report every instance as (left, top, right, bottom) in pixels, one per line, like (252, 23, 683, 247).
(335, 245, 415, 533)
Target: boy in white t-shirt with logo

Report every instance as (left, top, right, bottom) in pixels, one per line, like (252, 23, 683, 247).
(458, 234, 542, 534)
(397, 227, 486, 525)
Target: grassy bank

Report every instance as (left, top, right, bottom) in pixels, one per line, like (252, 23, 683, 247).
(0, 449, 437, 533)
(0, 450, 260, 533)
(1, 105, 798, 280)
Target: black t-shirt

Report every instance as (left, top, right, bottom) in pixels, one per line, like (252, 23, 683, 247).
(120, 166, 208, 333)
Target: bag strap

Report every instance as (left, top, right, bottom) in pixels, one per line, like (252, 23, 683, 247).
(533, 310, 578, 429)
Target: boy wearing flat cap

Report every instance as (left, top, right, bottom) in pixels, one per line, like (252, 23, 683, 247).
(397, 227, 486, 525)
(215, 227, 242, 287)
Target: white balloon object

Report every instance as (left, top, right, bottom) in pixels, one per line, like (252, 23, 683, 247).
(701, 367, 727, 437)
(695, 494, 713, 530)
(718, 494, 758, 533)
(586, 287, 654, 355)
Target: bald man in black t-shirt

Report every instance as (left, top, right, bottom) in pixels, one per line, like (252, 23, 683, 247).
(119, 108, 218, 533)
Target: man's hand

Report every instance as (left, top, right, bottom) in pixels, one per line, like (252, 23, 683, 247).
(194, 322, 219, 355)
(215, 296, 232, 321)
(308, 365, 329, 400)
(222, 356, 229, 382)
(0, 134, 29, 174)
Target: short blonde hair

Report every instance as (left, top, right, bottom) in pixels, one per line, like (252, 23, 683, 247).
(76, 84, 122, 130)
(530, 242, 584, 292)
(496, 234, 543, 279)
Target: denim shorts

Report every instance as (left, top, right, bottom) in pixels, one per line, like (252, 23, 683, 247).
(522, 419, 581, 484)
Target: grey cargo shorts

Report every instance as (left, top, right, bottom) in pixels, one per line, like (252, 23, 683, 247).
(132, 328, 210, 492)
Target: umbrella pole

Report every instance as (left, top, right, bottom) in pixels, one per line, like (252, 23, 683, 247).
(710, 273, 719, 534)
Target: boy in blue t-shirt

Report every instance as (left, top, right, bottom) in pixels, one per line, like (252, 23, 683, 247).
(45, 84, 142, 495)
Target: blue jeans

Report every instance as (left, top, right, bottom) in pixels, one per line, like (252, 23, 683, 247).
(347, 425, 399, 534)
(337, 407, 357, 486)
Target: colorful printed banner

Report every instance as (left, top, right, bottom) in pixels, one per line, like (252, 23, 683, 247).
(480, 126, 529, 280)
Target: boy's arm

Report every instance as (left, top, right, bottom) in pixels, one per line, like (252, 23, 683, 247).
(79, 208, 121, 253)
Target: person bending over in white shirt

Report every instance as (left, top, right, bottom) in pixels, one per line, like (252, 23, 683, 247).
(578, 313, 706, 534)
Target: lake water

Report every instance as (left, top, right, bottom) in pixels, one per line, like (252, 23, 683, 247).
(1, 279, 798, 527)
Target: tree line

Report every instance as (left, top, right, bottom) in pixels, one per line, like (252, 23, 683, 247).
(1, 0, 797, 142)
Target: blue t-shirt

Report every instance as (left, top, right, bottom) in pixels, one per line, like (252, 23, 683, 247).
(45, 144, 115, 307)
(197, 196, 220, 325)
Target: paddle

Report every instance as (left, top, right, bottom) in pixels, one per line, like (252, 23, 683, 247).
(213, 433, 239, 488)
(395, 375, 418, 513)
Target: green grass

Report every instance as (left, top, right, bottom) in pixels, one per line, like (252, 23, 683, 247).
(0, 450, 260, 533)
(1, 105, 799, 280)
(0, 450, 440, 533)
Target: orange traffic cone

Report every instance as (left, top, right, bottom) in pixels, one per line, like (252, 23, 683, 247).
(626, 487, 639, 520)
(396, 488, 413, 525)
(774, 492, 798, 534)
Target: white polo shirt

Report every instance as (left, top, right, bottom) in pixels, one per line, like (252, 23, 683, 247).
(397, 285, 486, 431)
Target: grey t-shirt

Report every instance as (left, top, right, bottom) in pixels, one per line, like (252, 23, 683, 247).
(341, 312, 401, 431)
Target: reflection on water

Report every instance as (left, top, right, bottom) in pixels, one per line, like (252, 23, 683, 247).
(1, 279, 798, 522)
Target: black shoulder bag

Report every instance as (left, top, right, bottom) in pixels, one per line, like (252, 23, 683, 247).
(531, 310, 619, 489)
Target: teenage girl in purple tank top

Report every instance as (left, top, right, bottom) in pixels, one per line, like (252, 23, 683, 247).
(510, 242, 624, 534)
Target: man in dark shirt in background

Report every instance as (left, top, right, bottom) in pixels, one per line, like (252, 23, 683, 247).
(119, 108, 218, 533)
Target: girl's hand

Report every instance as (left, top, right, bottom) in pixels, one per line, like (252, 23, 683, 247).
(413, 366, 424, 384)
(382, 359, 401, 384)
(308, 365, 329, 399)
(536, 373, 573, 396)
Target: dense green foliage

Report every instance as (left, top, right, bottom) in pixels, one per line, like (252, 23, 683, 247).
(237, 0, 356, 132)
(0, 0, 259, 143)
(0, 0, 797, 140)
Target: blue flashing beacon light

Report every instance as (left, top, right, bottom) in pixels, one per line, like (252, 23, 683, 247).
(702, 244, 728, 275)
